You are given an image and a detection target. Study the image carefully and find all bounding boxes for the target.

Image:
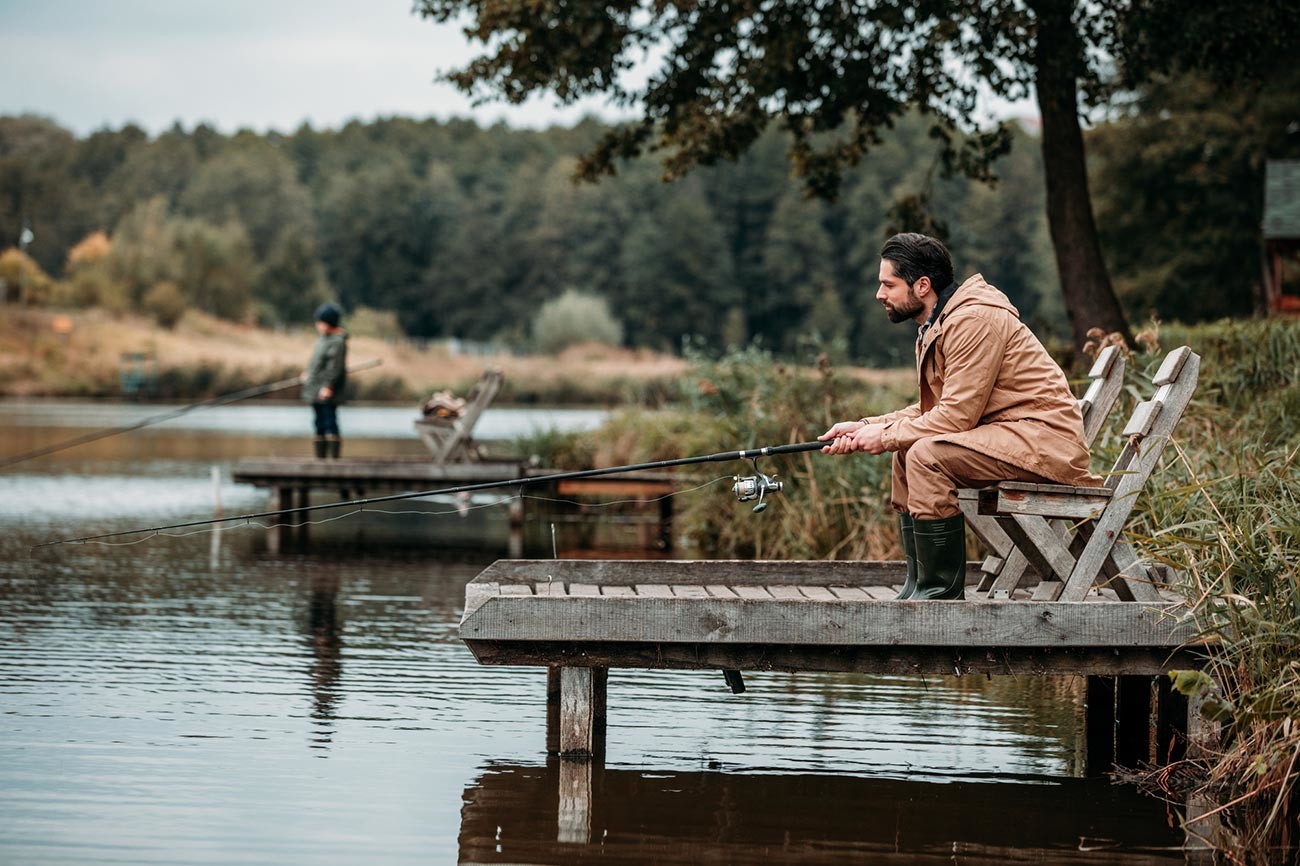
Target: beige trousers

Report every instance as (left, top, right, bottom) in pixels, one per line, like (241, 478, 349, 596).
(891, 436, 1051, 520)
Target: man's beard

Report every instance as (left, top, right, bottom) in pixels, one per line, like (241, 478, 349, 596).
(885, 288, 924, 323)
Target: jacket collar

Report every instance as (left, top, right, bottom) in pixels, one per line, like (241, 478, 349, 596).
(915, 280, 958, 373)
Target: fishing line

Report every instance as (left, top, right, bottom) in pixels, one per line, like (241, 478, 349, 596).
(36, 441, 822, 548)
(1, 359, 383, 469)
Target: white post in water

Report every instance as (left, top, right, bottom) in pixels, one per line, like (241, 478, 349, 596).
(210, 465, 223, 567)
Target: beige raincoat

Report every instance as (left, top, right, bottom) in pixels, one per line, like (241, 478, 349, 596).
(868, 274, 1099, 487)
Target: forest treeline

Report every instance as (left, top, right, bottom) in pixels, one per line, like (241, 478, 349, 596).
(0, 69, 1293, 363)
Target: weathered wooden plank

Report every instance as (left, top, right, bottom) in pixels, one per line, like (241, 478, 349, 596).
(535, 581, 567, 597)
(768, 586, 805, 600)
(1031, 580, 1063, 601)
(1009, 515, 1077, 581)
(599, 585, 636, 598)
(461, 595, 1196, 646)
(863, 586, 897, 600)
(996, 481, 1115, 496)
(557, 667, 605, 757)
(670, 585, 710, 599)
(990, 487, 1111, 520)
(1152, 346, 1191, 385)
(1122, 400, 1162, 438)
(568, 583, 601, 597)
(635, 584, 674, 598)
(466, 639, 1211, 677)
(733, 586, 773, 600)
(500, 584, 533, 597)
(467, 559, 983, 588)
(1101, 539, 1162, 604)
(704, 585, 739, 599)
(233, 457, 529, 487)
(828, 586, 871, 601)
(799, 586, 838, 601)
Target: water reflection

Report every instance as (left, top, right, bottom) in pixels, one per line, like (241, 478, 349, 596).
(302, 574, 343, 750)
(460, 761, 1187, 865)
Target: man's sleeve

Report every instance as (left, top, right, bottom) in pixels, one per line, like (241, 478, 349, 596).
(863, 404, 921, 426)
(879, 312, 1005, 451)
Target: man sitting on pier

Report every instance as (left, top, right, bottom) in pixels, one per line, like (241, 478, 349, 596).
(819, 233, 1099, 600)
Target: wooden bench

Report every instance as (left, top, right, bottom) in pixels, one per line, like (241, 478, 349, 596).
(977, 346, 1200, 603)
(414, 368, 503, 465)
(959, 344, 1126, 596)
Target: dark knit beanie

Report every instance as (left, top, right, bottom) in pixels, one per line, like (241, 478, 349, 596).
(313, 303, 342, 327)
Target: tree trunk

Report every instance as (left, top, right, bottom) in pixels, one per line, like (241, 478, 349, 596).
(1032, 0, 1134, 350)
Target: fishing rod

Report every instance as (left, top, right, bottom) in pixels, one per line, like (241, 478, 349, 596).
(2, 359, 383, 470)
(35, 440, 825, 548)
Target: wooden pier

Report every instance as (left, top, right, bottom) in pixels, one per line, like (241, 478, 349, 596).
(460, 559, 1214, 776)
(232, 457, 676, 553)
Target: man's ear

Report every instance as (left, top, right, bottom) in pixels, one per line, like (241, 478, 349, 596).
(913, 275, 932, 297)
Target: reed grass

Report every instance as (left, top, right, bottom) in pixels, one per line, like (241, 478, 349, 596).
(1103, 320, 1300, 864)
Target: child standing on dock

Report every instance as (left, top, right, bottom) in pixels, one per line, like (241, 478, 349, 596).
(303, 303, 348, 459)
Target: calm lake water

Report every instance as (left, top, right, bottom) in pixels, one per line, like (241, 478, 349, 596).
(1, 400, 1192, 864)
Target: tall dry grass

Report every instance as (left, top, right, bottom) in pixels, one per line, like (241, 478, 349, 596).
(0, 306, 688, 404)
(1102, 320, 1300, 864)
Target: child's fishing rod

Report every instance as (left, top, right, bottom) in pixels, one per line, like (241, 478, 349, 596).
(2, 359, 383, 469)
(35, 440, 825, 548)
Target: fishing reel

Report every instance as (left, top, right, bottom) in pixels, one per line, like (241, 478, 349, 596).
(732, 457, 783, 513)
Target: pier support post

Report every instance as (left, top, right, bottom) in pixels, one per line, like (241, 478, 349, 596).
(295, 487, 310, 547)
(1083, 675, 1116, 776)
(547, 666, 607, 758)
(1154, 674, 1188, 765)
(1116, 675, 1153, 768)
(508, 496, 525, 559)
(658, 494, 674, 553)
(267, 486, 285, 554)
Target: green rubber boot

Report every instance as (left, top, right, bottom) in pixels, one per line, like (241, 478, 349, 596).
(325, 436, 341, 459)
(895, 513, 918, 600)
(912, 514, 966, 600)
(313, 437, 328, 459)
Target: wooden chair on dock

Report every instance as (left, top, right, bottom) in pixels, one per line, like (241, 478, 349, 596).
(960, 344, 1127, 595)
(414, 368, 503, 465)
(976, 346, 1200, 603)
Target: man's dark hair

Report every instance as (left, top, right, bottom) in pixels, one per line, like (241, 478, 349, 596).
(880, 233, 954, 290)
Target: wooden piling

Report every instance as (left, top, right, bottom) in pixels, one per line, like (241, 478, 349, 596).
(550, 666, 607, 758)
(1116, 675, 1153, 768)
(1084, 676, 1116, 776)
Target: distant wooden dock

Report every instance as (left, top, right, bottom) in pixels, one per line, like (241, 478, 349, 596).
(460, 559, 1213, 777)
(232, 457, 676, 553)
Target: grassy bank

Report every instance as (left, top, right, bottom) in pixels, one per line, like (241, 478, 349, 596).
(535, 318, 1300, 861)
(0, 305, 690, 405)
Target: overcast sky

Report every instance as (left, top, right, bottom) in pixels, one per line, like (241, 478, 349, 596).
(0, 0, 625, 136)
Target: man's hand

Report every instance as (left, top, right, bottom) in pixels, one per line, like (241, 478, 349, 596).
(818, 420, 886, 455)
(819, 419, 864, 455)
(852, 423, 886, 455)
(318, 386, 333, 401)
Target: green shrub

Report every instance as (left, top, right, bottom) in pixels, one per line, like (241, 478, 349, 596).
(532, 289, 623, 354)
(0, 248, 53, 305)
(142, 281, 187, 329)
